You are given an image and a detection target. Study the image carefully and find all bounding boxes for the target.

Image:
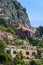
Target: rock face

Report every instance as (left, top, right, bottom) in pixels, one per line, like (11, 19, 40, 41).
(0, 0, 31, 27)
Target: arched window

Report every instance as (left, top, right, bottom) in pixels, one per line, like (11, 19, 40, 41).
(26, 52, 29, 55)
(13, 51, 17, 54)
(6, 50, 10, 54)
(26, 57, 29, 59)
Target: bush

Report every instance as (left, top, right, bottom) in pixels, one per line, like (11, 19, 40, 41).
(0, 53, 12, 64)
(28, 37, 39, 46)
(6, 28, 15, 34)
(0, 40, 6, 53)
(30, 59, 43, 65)
(14, 51, 24, 65)
(35, 26, 43, 37)
(0, 26, 15, 34)
(0, 18, 8, 27)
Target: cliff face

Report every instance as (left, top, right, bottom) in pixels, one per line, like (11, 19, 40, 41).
(0, 0, 31, 27)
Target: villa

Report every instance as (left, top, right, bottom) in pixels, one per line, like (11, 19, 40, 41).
(16, 24, 35, 37)
(5, 45, 38, 62)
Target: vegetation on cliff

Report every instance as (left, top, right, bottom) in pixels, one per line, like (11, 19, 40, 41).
(0, 0, 43, 65)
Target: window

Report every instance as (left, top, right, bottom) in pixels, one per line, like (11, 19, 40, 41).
(26, 57, 29, 59)
(26, 52, 29, 55)
(13, 51, 17, 54)
(6, 50, 10, 54)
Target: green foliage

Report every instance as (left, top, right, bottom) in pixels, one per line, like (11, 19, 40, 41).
(14, 51, 29, 65)
(30, 60, 36, 65)
(16, 29, 22, 37)
(13, 37, 23, 45)
(0, 18, 10, 27)
(6, 27, 15, 34)
(0, 17, 15, 34)
(24, 36, 29, 42)
(27, 37, 43, 47)
(28, 37, 38, 46)
(0, 40, 13, 64)
(0, 40, 6, 53)
(35, 26, 43, 37)
(38, 41, 43, 47)
(0, 18, 7, 27)
(15, 41, 23, 45)
(30, 59, 43, 65)
(0, 26, 15, 34)
(15, 51, 23, 60)
(37, 47, 43, 58)
(34, 59, 43, 65)
(14, 51, 25, 65)
(0, 53, 13, 64)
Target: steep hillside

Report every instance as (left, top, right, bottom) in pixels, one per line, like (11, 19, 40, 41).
(0, 0, 31, 27)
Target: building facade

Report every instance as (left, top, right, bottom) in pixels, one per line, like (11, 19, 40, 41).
(5, 45, 38, 62)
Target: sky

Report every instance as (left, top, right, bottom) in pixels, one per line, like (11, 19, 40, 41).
(18, 0, 43, 27)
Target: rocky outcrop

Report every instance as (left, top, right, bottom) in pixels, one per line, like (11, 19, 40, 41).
(0, 0, 31, 27)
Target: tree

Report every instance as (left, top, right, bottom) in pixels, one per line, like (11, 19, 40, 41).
(0, 53, 13, 64)
(14, 51, 25, 65)
(0, 40, 13, 64)
(0, 18, 7, 27)
(35, 26, 43, 37)
(28, 37, 39, 46)
(30, 60, 36, 65)
(6, 28, 15, 34)
(0, 40, 6, 53)
(30, 59, 43, 65)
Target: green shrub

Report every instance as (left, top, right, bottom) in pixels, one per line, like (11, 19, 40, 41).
(6, 28, 15, 34)
(0, 26, 15, 34)
(0, 40, 6, 53)
(0, 53, 12, 64)
(0, 18, 7, 27)
(30, 59, 43, 65)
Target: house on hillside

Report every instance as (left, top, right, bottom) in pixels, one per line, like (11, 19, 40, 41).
(22, 26, 35, 37)
(5, 45, 38, 62)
